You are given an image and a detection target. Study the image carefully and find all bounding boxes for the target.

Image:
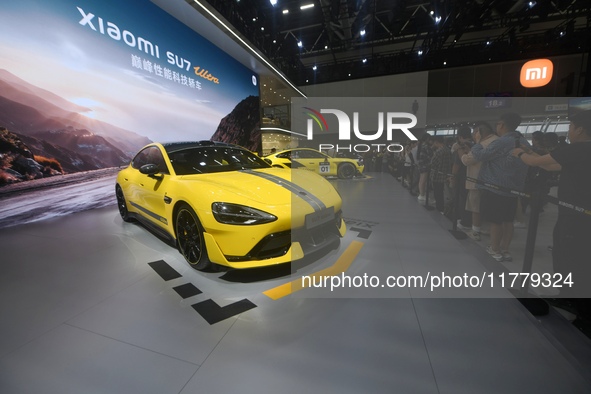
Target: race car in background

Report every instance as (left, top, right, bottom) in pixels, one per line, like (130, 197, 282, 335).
(263, 148, 364, 179)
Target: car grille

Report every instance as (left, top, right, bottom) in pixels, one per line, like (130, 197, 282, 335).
(225, 217, 341, 262)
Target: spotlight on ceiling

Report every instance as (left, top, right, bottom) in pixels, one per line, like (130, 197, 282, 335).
(270, 0, 277, 6)
(312, 65, 317, 70)
(297, 41, 303, 48)
(360, 29, 366, 36)
(300, 3, 314, 10)
(362, 58, 367, 63)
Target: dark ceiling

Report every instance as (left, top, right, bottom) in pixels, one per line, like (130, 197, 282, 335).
(204, 0, 590, 86)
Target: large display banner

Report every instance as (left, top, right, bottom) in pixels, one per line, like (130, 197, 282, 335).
(0, 0, 260, 226)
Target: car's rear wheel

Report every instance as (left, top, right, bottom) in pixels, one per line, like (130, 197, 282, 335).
(115, 185, 133, 222)
(175, 203, 212, 271)
(337, 163, 355, 179)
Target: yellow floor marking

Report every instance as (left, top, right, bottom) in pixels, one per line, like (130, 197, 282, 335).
(263, 241, 364, 300)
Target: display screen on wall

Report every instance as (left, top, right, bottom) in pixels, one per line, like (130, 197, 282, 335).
(0, 0, 260, 226)
(568, 97, 591, 117)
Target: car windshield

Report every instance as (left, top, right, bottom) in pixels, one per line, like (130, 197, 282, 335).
(168, 146, 271, 175)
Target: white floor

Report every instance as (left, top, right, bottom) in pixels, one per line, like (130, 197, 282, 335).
(1, 172, 590, 393)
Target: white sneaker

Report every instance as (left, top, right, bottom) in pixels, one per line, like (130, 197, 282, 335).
(502, 252, 513, 262)
(457, 221, 470, 231)
(469, 231, 481, 241)
(486, 246, 504, 262)
(417, 195, 426, 202)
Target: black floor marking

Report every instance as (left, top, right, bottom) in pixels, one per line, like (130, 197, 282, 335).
(148, 260, 182, 281)
(192, 299, 257, 325)
(173, 283, 202, 299)
(344, 218, 379, 229)
(350, 227, 372, 239)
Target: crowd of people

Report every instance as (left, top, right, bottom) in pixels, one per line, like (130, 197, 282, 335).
(385, 110, 591, 335)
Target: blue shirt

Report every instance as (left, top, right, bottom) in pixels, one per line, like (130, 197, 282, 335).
(471, 131, 529, 197)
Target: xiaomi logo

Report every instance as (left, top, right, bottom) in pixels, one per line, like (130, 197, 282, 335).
(520, 59, 553, 88)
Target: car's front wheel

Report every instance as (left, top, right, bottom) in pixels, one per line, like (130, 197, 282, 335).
(115, 185, 133, 222)
(337, 163, 355, 179)
(175, 203, 212, 271)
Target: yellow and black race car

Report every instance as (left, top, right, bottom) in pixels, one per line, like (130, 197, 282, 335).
(264, 148, 364, 179)
(115, 141, 346, 271)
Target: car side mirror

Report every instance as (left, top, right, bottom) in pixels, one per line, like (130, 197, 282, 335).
(140, 164, 163, 179)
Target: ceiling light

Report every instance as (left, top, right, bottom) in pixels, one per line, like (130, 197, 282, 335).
(297, 41, 303, 48)
(191, 1, 306, 99)
(270, 0, 278, 5)
(362, 58, 367, 63)
(418, 50, 423, 55)
(360, 29, 366, 36)
(312, 65, 317, 70)
(324, 45, 328, 49)
(282, 9, 289, 14)
(435, 16, 441, 23)
(300, 4, 314, 10)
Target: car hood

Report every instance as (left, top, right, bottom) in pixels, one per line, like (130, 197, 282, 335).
(178, 168, 337, 205)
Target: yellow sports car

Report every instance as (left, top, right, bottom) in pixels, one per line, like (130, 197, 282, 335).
(115, 141, 346, 271)
(264, 148, 364, 179)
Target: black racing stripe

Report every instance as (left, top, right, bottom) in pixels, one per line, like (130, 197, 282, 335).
(241, 170, 326, 211)
(129, 201, 168, 225)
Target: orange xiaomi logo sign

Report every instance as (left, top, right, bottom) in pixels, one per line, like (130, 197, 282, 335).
(520, 59, 553, 88)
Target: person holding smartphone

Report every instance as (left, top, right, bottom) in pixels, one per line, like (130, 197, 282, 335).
(513, 110, 591, 335)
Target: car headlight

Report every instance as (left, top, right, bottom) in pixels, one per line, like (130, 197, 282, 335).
(211, 202, 277, 225)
